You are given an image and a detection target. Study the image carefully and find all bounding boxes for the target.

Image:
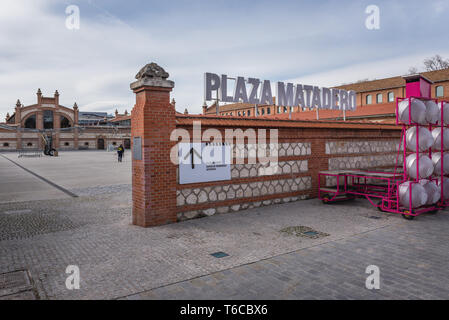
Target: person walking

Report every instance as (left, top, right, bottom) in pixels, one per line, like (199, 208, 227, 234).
(117, 144, 124, 162)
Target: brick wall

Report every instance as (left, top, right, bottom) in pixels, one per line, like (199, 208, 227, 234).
(174, 117, 401, 221)
(129, 63, 402, 227)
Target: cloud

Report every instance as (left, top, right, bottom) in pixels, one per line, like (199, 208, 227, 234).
(0, 0, 449, 121)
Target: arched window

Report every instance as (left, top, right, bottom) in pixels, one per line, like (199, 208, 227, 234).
(436, 86, 444, 97)
(27, 142, 33, 147)
(43, 110, 54, 129)
(366, 94, 372, 104)
(60, 116, 71, 128)
(24, 115, 36, 129)
(84, 142, 89, 146)
(248, 110, 251, 116)
(3, 142, 9, 147)
(388, 92, 394, 102)
(376, 93, 383, 104)
(267, 107, 271, 114)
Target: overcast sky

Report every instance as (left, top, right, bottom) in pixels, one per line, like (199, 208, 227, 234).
(1, 0, 449, 120)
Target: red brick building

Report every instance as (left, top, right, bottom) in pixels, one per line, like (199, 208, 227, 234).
(0, 89, 132, 151)
(202, 68, 449, 122)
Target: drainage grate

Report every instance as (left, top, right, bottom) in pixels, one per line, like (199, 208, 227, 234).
(0, 270, 37, 300)
(211, 252, 229, 258)
(280, 226, 329, 239)
(303, 231, 319, 237)
(368, 216, 382, 220)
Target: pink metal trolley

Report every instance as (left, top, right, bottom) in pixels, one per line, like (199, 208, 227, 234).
(318, 75, 448, 220)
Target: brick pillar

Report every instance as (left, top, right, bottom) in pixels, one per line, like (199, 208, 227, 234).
(54, 112, 60, 149)
(130, 63, 177, 227)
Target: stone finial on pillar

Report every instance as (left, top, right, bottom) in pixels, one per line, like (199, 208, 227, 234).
(184, 108, 189, 114)
(73, 103, 79, 125)
(130, 62, 176, 227)
(115, 109, 119, 117)
(202, 101, 208, 115)
(124, 109, 128, 115)
(37, 89, 42, 105)
(15, 100, 22, 126)
(54, 90, 60, 105)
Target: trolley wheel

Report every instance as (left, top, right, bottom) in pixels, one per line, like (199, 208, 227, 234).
(402, 211, 415, 220)
(322, 194, 332, 204)
(376, 200, 384, 212)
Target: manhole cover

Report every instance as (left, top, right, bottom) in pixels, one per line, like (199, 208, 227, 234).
(280, 226, 329, 239)
(211, 252, 229, 258)
(0, 270, 37, 300)
(0, 212, 83, 241)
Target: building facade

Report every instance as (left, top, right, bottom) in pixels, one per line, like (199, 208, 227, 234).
(0, 90, 131, 151)
(202, 68, 449, 122)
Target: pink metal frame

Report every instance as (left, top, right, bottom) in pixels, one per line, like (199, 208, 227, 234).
(318, 95, 449, 218)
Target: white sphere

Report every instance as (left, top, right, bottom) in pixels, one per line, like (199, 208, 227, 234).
(406, 127, 433, 152)
(437, 177, 449, 200)
(406, 154, 434, 179)
(438, 102, 449, 125)
(431, 127, 449, 150)
(432, 153, 449, 175)
(418, 179, 440, 205)
(398, 181, 428, 208)
(425, 100, 440, 124)
(398, 99, 427, 124)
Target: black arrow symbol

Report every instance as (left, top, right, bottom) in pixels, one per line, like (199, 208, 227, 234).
(184, 147, 202, 169)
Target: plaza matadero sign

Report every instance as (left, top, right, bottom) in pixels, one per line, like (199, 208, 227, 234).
(204, 73, 357, 111)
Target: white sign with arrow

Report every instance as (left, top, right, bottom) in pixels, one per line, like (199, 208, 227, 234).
(178, 142, 231, 184)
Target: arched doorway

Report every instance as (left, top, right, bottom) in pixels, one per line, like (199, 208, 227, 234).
(97, 138, 105, 150)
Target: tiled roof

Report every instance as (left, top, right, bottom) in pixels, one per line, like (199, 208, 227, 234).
(175, 114, 400, 130)
(109, 115, 131, 122)
(261, 102, 396, 121)
(205, 100, 274, 113)
(335, 68, 449, 92)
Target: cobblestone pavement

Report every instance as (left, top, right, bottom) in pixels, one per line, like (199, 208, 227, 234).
(124, 211, 449, 300)
(1, 152, 448, 300)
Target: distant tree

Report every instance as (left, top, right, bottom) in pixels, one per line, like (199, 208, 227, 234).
(407, 67, 418, 74)
(423, 55, 449, 71)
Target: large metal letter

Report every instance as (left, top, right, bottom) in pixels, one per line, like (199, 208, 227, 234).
(276, 82, 294, 107)
(321, 87, 331, 109)
(311, 86, 322, 109)
(248, 78, 260, 104)
(260, 80, 273, 105)
(293, 84, 305, 108)
(204, 73, 220, 101)
(234, 76, 249, 103)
